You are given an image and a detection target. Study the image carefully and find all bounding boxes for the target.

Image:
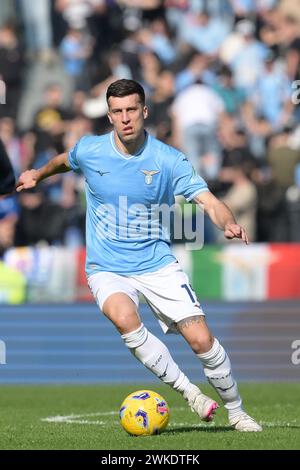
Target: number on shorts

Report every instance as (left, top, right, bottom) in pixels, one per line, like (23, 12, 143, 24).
(181, 283, 197, 303)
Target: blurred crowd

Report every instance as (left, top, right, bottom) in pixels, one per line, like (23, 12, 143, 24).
(1, 0, 300, 255)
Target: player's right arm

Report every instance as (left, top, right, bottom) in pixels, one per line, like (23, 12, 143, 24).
(16, 152, 71, 192)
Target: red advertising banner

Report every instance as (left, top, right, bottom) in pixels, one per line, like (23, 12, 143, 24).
(267, 244, 300, 299)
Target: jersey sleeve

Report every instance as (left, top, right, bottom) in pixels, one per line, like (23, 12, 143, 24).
(68, 139, 81, 173)
(172, 154, 209, 201)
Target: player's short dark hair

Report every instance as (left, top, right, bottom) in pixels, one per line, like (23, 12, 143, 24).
(106, 79, 145, 105)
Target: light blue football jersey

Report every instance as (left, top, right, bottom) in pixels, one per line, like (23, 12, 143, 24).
(68, 131, 208, 276)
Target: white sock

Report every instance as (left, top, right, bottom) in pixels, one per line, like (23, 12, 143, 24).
(197, 338, 243, 418)
(121, 324, 193, 397)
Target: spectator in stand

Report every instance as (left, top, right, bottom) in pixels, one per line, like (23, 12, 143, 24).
(219, 161, 258, 242)
(19, 0, 53, 62)
(218, 114, 255, 169)
(164, 0, 189, 31)
(15, 188, 66, 246)
(55, 0, 106, 30)
(230, 20, 268, 95)
(60, 27, 93, 91)
(281, 15, 300, 120)
(178, 10, 231, 56)
(0, 0, 17, 28)
(0, 23, 24, 119)
(267, 127, 300, 190)
(175, 51, 210, 93)
(229, 0, 256, 21)
(147, 69, 175, 141)
(189, 0, 233, 21)
(137, 49, 162, 98)
(250, 50, 293, 130)
(119, 29, 142, 81)
(32, 83, 74, 154)
(213, 65, 246, 115)
(147, 18, 176, 65)
(171, 79, 225, 179)
(107, 47, 132, 81)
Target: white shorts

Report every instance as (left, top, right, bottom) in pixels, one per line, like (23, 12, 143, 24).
(87, 261, 204, 334)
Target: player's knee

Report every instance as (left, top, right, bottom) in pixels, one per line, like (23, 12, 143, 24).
(115, 312, 140, 333)
(188, 333, 214, 354)
(102, 294, 140, 333)
(109, 311, 136, 334)
(105, 306, 140, 334)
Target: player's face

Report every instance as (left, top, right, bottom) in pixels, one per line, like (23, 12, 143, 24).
(107, 94, 148, 144)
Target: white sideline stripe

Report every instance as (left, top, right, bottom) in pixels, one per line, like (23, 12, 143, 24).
(45, 418, 106, 425)
(45, 411, 118, 418)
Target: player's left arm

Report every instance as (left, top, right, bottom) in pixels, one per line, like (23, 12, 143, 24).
(194, 191, 249, 244)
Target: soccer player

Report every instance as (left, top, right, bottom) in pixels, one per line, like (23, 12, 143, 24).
(16, 79, 262, 432)
(0, 137, 15, 195)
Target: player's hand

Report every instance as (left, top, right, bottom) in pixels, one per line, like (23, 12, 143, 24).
(16, 169, 40, 192)
(224, 223, 249, 245)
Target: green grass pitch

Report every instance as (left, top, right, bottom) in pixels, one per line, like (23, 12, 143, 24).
(0, 383, 299, 450)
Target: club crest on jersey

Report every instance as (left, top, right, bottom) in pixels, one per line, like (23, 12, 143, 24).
(141, 170, 160, 185)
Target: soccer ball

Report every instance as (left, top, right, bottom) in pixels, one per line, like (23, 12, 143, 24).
(119, 390, 170, 436)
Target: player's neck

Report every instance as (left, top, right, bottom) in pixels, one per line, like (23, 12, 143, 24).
(114, 130, 146, 156)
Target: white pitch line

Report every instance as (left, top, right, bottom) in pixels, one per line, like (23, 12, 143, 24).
(41, 413, 116, 425)
(43, 418, 106, 425)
